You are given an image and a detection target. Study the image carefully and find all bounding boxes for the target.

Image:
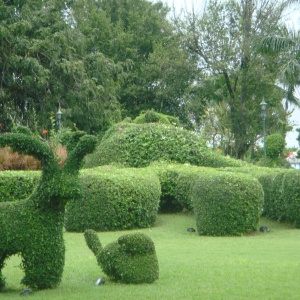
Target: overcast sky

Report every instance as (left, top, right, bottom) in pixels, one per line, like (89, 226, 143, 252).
(155, 0, 300, 148)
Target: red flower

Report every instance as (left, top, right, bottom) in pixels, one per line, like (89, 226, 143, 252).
(118, 127, 123, 131)
(42, 130, 48, 135)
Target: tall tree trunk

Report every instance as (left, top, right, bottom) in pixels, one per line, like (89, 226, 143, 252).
(233, 0, 253, 159)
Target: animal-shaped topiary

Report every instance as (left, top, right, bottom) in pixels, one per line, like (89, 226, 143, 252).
(84, 229, 159, 284)
(0, 130, 97, 290)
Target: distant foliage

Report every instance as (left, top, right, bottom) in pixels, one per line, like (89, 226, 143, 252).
(192, 171, 264, 236)
(266, 133, 285, 159)
(133, 110, 181, 126)
(84, 123, 245, 168)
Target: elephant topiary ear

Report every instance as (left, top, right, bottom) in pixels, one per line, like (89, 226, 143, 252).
(11, 126, 33, 136)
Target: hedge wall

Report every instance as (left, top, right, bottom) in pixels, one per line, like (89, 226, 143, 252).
(218, 166, 284, 219)
(192, 171, 264, 236)
(282, 170, 300, 227)
(65, 167, 161, 232)
(146, 163, 212, 213)
(84, 123, 245, 169)
(0, 171, 39, 202)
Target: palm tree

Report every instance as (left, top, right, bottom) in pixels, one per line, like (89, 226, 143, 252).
(261, 14, 300, 109)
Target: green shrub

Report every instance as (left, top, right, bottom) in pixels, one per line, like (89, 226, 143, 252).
(0, 171, 39, 202)
(266, 133, 285, 159)
(84, 230, 159, 284)
(84, 123, 245, 168)
(65, 167, 161, 232)
(192, 171, 264, 236)
(145, 163, 211, 213)
(217, 166, 284, 219)
(282, 170, 300, 227)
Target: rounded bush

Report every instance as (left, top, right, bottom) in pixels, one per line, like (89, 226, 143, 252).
(192, 171, 264, 236)
(84, 123, 245, 168)
(65, 167, 161, 232)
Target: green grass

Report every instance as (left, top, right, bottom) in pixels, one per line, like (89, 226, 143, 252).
(1, 214, 300, 299)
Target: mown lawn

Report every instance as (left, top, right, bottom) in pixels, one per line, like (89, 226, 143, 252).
(1, 214, 300, 299)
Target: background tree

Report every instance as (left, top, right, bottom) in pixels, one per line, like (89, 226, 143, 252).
(72, 0, 198, 123)
(174, 0, 292, 158)
(0, 0, 122, 133)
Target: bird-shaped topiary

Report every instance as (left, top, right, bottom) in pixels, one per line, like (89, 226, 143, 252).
(0, 130, 97, 290)
(84, 229, 159, 284)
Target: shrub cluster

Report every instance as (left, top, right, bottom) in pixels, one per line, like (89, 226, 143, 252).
(65, 166, 161, 232)
(192, 171, 264, 236)
(84, 229, 159, 284)
(84, 122, 245, 169)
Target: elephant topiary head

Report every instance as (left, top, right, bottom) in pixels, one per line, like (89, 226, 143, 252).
(84, 229, 159, 284)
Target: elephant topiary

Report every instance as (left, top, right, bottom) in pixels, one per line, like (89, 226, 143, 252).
(84, 229, 159, 284)
(0, 131, 97, 290)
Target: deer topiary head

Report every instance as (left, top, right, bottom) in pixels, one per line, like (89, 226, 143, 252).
(0, 129, 97, 290)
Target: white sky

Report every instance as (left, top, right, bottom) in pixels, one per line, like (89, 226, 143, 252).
(155, 0, 300, 148)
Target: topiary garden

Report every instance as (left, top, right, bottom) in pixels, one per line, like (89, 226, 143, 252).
(1, 114, 300, 294)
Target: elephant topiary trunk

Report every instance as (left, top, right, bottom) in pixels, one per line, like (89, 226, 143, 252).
(84, 229, 159, 284)
(0, 131, 97, 290)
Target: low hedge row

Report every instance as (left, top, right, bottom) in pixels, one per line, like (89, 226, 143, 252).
(64, 167, 161, 232)
(191, 171, 264, 236)
(2, 165, 300, 232)
(219, 166, 300, 227)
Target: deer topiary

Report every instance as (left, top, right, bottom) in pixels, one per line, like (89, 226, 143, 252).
(0, 130, 97, 290)
(84, 229, 159, 284)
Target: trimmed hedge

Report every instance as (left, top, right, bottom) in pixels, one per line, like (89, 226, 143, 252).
(192, 171, 264, 236)
(84, 122, 245, 168)
(0, 171, 39, 202)
(65, 167, 161, 232)
(84, 229, 159, 284)
(217, 166, 284, 219)
(282, 170, 300, 227)
(147, 163, 211, 213)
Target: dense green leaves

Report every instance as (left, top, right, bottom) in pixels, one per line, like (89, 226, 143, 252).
(192, 171, 264, 236)
(84, 122, 245, 168)
(65, 167, 160, 232)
